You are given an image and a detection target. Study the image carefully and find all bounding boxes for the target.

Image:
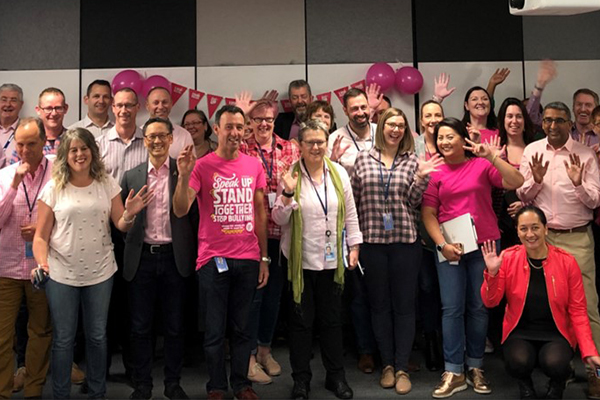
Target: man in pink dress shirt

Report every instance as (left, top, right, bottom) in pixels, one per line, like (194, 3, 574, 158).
(517, 101, 600, 397)
(0, 118, 52, 398)
(120, 117, 198, 400)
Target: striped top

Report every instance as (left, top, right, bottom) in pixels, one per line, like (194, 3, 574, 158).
(97, 126, 148, 184)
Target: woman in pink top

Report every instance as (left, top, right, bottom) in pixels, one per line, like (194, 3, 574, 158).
(462, 86, 499, 145)
(421, 117, 523, 398)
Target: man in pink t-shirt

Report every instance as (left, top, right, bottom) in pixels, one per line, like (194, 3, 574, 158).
(173, 104, 269, 399)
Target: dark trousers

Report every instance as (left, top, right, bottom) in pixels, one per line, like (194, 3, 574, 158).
(199, 258, 259, 393)
(289, 269, 345, 384)
(128, 248, 186, 390)
(503, 337, 573, 382)
(347, 268, 376, 355)
(418, 248, 441, 334)
(362, 242, 421, 371)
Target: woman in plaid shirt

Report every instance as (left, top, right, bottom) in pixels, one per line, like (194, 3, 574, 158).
(351, 108, 443, 395)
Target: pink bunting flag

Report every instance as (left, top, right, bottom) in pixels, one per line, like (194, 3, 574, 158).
(351, 80, 366, 90)
(207, 94, 224, 118)
(333, 87, 349, 105)
(171, 83, 187, 106)
(315, 92, 332, 103)
(188, 89, 205, 110)
(225, 97, 236, 106)
(281, 99, 292, 113)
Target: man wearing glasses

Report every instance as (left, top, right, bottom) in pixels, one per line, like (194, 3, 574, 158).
(518, 101, 600, 398)
(120, 117, 197, 400)
(0, 83, 24, 167)
(9, 87, 68, 164)
(145, 87, 193, 159)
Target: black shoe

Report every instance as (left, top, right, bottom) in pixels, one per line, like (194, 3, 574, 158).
(424, 331, 443, 371)
(517, 378, 537, 399)
(546, 379, 565, 399)
(164, 383, 189, 400)
(129, 387, 152, 399)
(325, 379, 353, 399)
(291, 380, 310, 399)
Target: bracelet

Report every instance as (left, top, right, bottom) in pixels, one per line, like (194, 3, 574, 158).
(282, 190, 294, 198)
(122, 211, 136, 224)
(491, 154, 498, 166)
(432, 95, 443, 103)
(534, 85, 544, 91)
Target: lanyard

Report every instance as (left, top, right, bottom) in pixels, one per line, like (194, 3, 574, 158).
(22, 158, 49, 217)
(257, 137, 275, 181)
(3, 132, 14, 150)
(378, 152, 397, 202)
(302, 159, 329, 221)
(345, 125, 374, 152)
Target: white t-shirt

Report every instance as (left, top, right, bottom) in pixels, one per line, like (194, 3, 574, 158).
(39, 176, 121, 286)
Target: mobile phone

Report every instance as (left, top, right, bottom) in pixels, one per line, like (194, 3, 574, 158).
(32, 268, 49, 289)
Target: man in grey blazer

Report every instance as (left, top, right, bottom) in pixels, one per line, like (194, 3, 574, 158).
(121, 117, 198, 400)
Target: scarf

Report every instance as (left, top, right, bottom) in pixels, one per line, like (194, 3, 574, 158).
(289, 156, 346, 304)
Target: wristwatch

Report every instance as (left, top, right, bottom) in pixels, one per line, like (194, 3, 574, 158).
(436, 242, 447, 252)
(261, 256, 272, 264)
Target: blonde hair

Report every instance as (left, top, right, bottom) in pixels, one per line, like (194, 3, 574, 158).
(374, 108, 414, 154)
(52, 128, 107, 191)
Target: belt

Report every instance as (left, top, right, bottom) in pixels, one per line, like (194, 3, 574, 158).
(142, 243, 173, 254)
(548, 223, 590, 234)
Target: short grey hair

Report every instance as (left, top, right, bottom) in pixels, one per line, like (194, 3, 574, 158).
(544, 101, 572, 121)
(298, 119, 328, 142)
(0, 83, 23, 101)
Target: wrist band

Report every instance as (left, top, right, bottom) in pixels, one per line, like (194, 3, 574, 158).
(491, 154, 498, 166)
(123, 212, 136, 224)
(432, 95, 443, 103)
(534, 85, 544, 91)
(282, 190, 294, 198)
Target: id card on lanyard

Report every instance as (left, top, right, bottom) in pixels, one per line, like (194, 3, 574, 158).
(257, 139, 277, 208)
(379, 150, 398, 232)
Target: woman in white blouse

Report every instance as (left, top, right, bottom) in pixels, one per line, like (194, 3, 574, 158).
(272, 120, 362, 400)
(33, 128, 152, 399)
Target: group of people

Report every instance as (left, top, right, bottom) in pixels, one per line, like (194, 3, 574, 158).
(1, 59, 600, 400)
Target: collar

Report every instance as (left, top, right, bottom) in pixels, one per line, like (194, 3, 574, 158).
(84, 114, 113, 129)
(345, 123, 375, 142)
(247, 133, 283, 151)
(544, 136, 573, 152)
(0, 118, 19, 133)
(147, 157, 170, 174)
(299, 158, 331, 178)
(108, 126, 143, 141)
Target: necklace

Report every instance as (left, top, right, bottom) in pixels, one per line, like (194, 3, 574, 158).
(526, 256, 544, 270)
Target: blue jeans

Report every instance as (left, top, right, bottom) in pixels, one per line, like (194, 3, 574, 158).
(46, 276, 113, 399)
(435, 244, 494, 374)
(199, 258, 259, 393)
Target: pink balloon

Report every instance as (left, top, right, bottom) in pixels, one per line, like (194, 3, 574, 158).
(142, 75, 171, 98)
(111, 70, 143, 96)
(395, 66, 424, 95)
(366, 63, 395, 92)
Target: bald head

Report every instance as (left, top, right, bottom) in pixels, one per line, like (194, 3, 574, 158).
(15, 118, 46, 167)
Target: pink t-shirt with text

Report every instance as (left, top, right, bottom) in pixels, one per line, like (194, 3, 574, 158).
(422, 157, 503, 243)
(189, 152, 267, 269)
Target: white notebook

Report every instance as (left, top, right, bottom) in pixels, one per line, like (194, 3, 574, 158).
(436, 213, 479, 264)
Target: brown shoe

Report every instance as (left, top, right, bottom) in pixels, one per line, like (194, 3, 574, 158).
(467, 368, 491, 394)
(587, 368, 600, 399)
(257, 353, 281, 376)
(380, 366, 395, 388)
(71, 363, 86, 385)
(248, 362, 272, 385)
(234, 386, 259, 400)
(358, 353, 374, 374)
(395, 371, 412, 395)
(432, 371, 467, 398)
(12, 366, 26, 393)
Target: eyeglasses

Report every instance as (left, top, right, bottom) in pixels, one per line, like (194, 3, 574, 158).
(144, 133, 172, 142)
(302, 140, 327, 147)
(183, 120, 205, 128)
(252, 117, 274, 124)
(0, 97, 20, 105)
(39, 106, 66, 114)
(113, 103, 137, 110)
(385, 122, 406, 131)
(542, 117, 568, 125)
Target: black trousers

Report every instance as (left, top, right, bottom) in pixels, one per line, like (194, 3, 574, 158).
(289, 269, 345, 384)
(503, 336, 573, 381)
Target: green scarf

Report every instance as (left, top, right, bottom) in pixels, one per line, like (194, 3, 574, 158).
(288, 157, 346, 305)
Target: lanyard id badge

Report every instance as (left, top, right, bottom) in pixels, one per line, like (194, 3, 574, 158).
(379, 150, 398, 232)
(25, 242, 34, 258)
(382, 212, 394, 231)
(214, 257, 229, 273)
(267, 192, 276, 208)
(324, 229, 335, 261)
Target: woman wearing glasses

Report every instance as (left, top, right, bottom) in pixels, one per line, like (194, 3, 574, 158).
(32, 128, 152, 399)
(273, 120, 362, 400)
(181, 109, 217, 159)
(351, 108, 443, 394)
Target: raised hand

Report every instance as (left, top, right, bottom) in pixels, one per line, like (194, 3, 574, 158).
(488, 68, 511, 87)
(282, 168, 299, 193)
(466, 123, 481, 143)
(529, 152, 549, 184)
(330, 135, 351, 162)
(592, 144, 600, 161)
(434, 72, 456, 101)
(464, 138, 494, 159)
(482, 240, 503, 276)
(11, 162, 30, 189)
(366, 83, 383, 110)
(417, 154, 444, 179)
(487, 135, 504, 155)
(124, 185, 154, 217)
(261, 89, 279, 102)
(536, 59, 557, 89)
(177, 145, 197, 177)
(235, 91, 253, 115)
(565, 153, 585, 187)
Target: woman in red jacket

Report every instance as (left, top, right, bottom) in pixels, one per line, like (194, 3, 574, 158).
(481, 206, 600, 399)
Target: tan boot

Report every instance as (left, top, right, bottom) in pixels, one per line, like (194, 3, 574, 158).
(257, 353, 281, 376)
(71, 363, 86, 385)
(380, 366, 395, 389)
(12, 367, 26, 393)
(432, 371, 467, 398)
(248, 362, 272, 385)
(395, 370, 412, 395)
